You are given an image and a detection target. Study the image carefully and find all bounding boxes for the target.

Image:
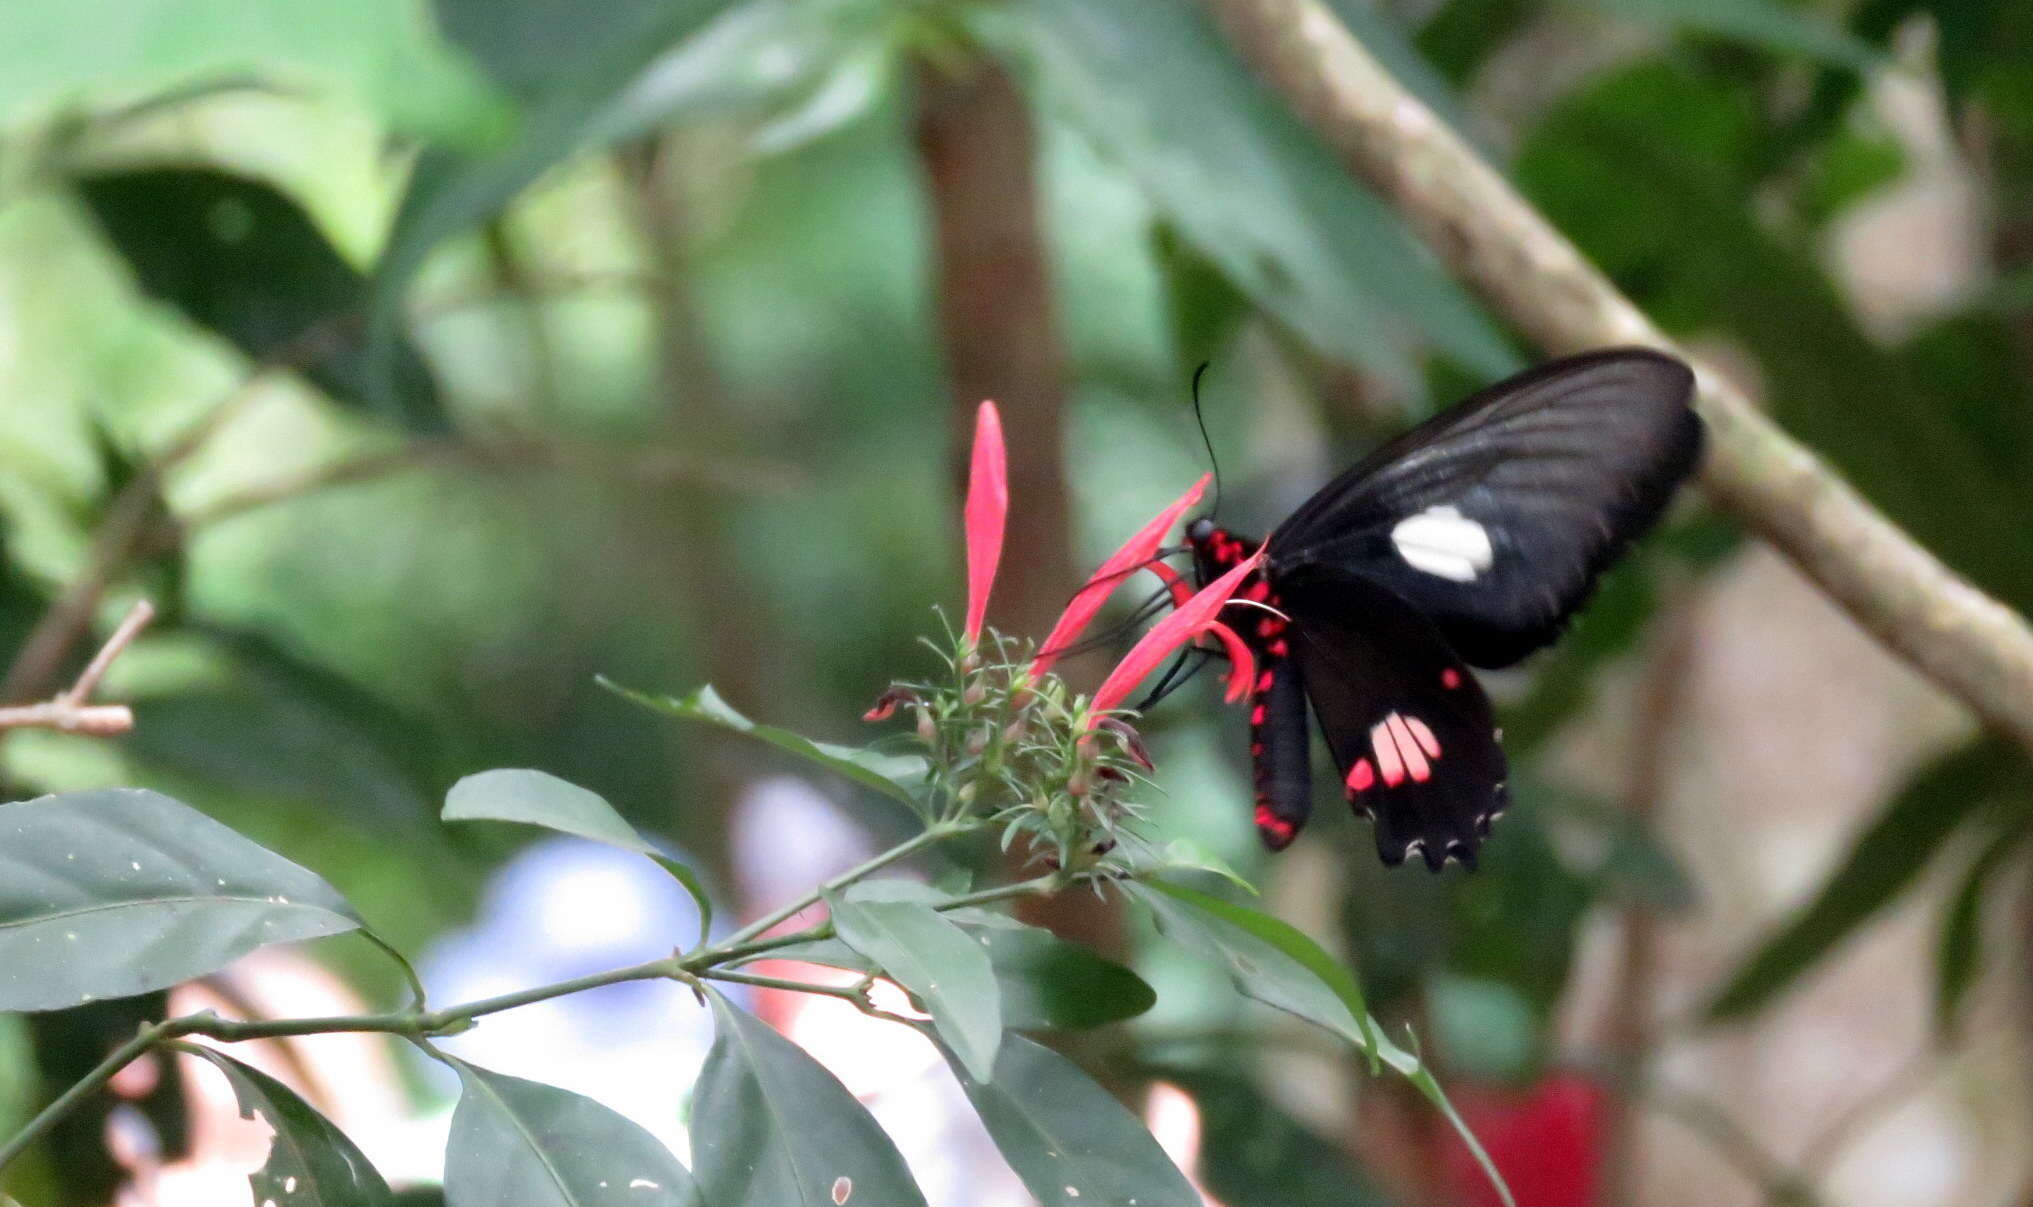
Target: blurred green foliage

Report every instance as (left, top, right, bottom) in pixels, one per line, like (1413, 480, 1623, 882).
(4, 0, 2032, 1200)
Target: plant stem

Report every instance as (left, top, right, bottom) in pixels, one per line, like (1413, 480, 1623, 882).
(0, 1021, 173, 1172)
(0, 827, 1050, 1175)
(698, 969, 867, 1003)
(717, 823, 966, 950)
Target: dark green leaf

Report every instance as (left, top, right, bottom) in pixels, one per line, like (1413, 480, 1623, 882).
(1706, 740, 2025, 1021)
(0, 788, 360, 1012)
(443, 768, 711, 947)
(123, 626, 439, 833)
(443, 1059, 702, 1206)
(1576, 0, 1881, 69)
(1934, 820, 2029, 1038)
(182, 1045, 394, 1206)
(76, 168, 445, 431)
(825, 893, 1002, 1080)
(943, 1031, 1200, 1207)
(601, 680, 925, 808)
(743, 919, 1150, 1028)
(987, 0, 1516, 387)
(978, 926, 1155, 1030)
(692, 990, 927, 1207)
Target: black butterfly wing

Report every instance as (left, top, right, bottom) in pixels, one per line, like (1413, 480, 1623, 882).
(1268, 348, 1700, 668)
(1278, 567, 1507, 870)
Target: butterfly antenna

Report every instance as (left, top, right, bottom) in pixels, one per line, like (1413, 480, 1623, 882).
(1191, 361, 1222, 520)
(1134, 646, 1215, 711)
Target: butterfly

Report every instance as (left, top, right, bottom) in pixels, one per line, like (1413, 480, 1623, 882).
(1183, 348, 1703, 870)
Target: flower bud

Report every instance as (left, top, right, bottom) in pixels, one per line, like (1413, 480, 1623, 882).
(1096, 716, 1154, 770)
(915, 707, 939, 745)
(862, 686, 919, 723)
(965, 726, 990, 756)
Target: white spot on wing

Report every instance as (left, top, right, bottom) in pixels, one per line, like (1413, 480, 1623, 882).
(1390, 505, 1493, 582)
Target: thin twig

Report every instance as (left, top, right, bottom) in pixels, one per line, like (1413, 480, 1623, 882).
(0, 824, 1034, 1173)
(1198, 0, 2033, 753)
(0, 599, 155, 735)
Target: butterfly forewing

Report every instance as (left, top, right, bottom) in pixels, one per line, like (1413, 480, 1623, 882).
(1267, 348, 1701, 668)
(1278, 569, 1507, 870)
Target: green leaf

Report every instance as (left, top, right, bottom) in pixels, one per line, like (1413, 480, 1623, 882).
(1706, 740, 2025, 1022)
(1, 0, 506, 143)
(443, 1059, 702, 1206)
(443, 768, 711, 947)
(1140, 878, 1381, 1063)
(1134, 883, 1517, 1207)
(368, 0, 747, 399)
(75, 168, 446, 431)
(181, 1045, 395, 1206)
(1575, 0, 1881, 70)
(692, 990, 928, 1207)
(0, 788, 360, 1012)
(825, 893, 1003, 1080)
(743, 918, 1150, 1029)
(1934, 821, 2028, 1038)
(942, 1031, 1200, 1207)
(600, 680, 926, 809)
(445, 769, 660, 856)
(985, 0, 1516, 388)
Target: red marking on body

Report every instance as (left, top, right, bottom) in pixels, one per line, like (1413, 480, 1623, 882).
(1346, 758, 1375, 792)
(1245, 580, 1271, 602)
(1254, 802, 1297, 849)
(1269, 638, 1288, 657)
(1256, 669, 1274, 692)
(1405, 715, 1442, 758)
(1256, 617, 1279, 638)
(1250, 704, 1267, 726)
(1442, 668, 1462, 690)
(1386, 713, 1431, 782)
(1250, 742, 1264, 757)
(1370, 720, 1405, 786)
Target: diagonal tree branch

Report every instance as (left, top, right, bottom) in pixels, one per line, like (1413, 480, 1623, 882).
(1198, 0, 2033, 752)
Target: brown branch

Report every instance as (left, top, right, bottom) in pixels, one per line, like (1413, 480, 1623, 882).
(1198, 0, 2033, 752)
(171, 437, 802, 538)
(0, 599, 154, 735)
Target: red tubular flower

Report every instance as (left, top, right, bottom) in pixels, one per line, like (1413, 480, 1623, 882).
(963, 400, 1008, 645)
(1030, 474, 1211, 678)
(1088, 552, 1262, 725)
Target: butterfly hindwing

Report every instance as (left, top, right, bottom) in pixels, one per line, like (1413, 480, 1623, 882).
(1278, 568, 1507, 870)
(1268, 348, 1701, 668)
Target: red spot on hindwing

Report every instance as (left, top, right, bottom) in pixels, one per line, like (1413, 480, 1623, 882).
(1442, 668, 1462, 689)
(1347, 758, 1375, 792)
(1254, 801, 1297, 849)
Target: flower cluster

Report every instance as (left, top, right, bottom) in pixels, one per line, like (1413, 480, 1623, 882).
(865, 401, 1259, 869)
